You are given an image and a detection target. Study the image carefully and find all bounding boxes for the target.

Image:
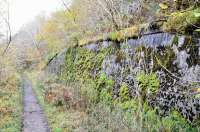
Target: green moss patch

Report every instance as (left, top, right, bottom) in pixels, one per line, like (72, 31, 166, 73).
(79, 26, 139, 46)
(163, 8, 200, 34)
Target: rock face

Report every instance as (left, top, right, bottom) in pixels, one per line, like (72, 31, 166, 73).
(46, 32, 200, 123)
(45, 49, 67, 75)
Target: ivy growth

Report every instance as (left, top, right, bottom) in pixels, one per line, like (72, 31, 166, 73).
(136, 72, 160, 102)
(119, 83, 130, 102)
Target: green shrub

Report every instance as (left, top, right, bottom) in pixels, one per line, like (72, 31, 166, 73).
(117, 100, 138, 110)
(119, 83, 130, 102)
(161, 110, 196, 131)
(136, 72, 160, 102)
(96, 73, 114, 104)
(98, 73, 114, 90)
(99, 89, 113, 105)
(164, 8, 200, 34)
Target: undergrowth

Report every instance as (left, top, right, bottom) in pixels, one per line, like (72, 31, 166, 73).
(30, 44, 200, 131)
(28, 72, 86, 132)
(0, 73, 22, 132)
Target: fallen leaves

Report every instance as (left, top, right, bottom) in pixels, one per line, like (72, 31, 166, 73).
(0, 74, 22, 131)
(0, 107, 13, 114)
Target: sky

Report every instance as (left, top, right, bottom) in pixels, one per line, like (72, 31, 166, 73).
(10, 0, 63, 34)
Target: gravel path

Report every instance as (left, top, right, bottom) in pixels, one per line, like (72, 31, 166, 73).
(22, 77, 50, 132)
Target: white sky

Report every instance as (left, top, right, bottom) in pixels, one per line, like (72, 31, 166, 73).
(10, 0, 62, 34)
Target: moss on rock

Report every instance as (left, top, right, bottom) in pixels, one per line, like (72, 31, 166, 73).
(163, 8, 200, 34)
(79, 26, 139, 46)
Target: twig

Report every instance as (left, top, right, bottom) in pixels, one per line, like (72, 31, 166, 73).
(155, 55, 200, 83)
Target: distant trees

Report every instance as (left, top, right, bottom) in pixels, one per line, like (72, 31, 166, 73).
(22, 15, 47, 54)
(0, 0, 12, 55)
(36, 11, 69, 55)
(35, 0, 200, 57)
(33, 0, 154, 52)
(89, 0, 131, 30)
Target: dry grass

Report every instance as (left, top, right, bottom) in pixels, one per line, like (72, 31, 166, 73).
(28, 71, 87, 131)
(0, 47, 22, 131)
(0, 65, 22, 131)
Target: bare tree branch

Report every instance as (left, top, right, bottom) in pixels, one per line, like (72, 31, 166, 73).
(2, 17, 12, 56)
(0, 0, 12, 56)
(60, 0, 76, 22)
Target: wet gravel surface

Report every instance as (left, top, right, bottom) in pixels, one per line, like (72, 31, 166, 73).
(22, 77, 50, 132)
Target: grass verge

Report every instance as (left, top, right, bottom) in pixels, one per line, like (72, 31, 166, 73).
(28, 71, 85, 132)
(0, 73, 23, 132)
